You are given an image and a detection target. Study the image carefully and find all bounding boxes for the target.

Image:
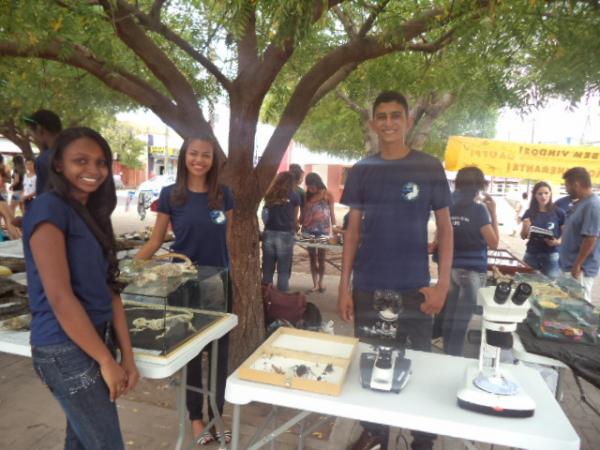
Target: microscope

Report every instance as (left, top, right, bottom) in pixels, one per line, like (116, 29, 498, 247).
(358, 290, 420, 393)
(457, 282, 535, 417)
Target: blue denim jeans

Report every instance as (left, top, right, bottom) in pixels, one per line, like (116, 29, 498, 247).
(32, 336, 125, 450)
(262, 229, 295, 291)
(442, 268, 487, 357)
(524, 251, 560, 279)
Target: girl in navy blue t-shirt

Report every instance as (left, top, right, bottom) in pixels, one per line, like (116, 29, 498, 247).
(520, 181, 565, 279)
(24, 127, 138, 449)
(136, 135, 233, 445)
(441, 167, 499, 356)
(262, 171, 301, 291)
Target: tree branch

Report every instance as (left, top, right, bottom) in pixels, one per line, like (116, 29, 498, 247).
(335, 87, 369, 121)
(332, 5, 357, 38)
(357, 0, 391, 38)
(98, 0, 202, 111)
(149, 0, 168, 20)
(117, 0, 232, 91)
(310, 62, 359, 108)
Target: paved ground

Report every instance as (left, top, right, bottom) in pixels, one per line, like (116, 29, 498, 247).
(0, 193, 598, 449)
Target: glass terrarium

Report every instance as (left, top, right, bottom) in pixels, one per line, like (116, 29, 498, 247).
(527, 295, 599, 344)
(119, 257, 229, 355)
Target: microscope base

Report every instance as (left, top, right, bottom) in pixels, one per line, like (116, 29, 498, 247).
(457, 365, 535, 417)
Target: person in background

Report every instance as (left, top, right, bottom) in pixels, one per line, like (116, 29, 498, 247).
(511, 191, 528, 236)
(9, 155, 26, 216)
(262, 171, 301, 291)
(0, 155, 10, 202)
(339, 90, 452, 450)
(135, 134, 234, 445)
(559, 167, 600, 305)
(289, 163, 306, 211)
(440, 167, 498, 356)
(520, 182, 565, 279)
(24, 127, 138, 449)
(21, 157, 36, 213)
(23, 109, 62, 196)
(301, 172, 336, 293)
(555, 194, 575, 214)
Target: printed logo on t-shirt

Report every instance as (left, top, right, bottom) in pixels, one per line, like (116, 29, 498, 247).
(209, 210, 226, 225)
(401, 182, 419, 201)
(547, 222, 555, 230)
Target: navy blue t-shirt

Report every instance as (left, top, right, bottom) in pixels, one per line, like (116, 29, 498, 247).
(24, 192, 113, 346)
(265, 191, 301, 232)
(158, 184, 234, 267)
(341, 151, 451, 291)
(450, 193, 491, 273)
(554, 196, 574, 214)
(522, 207, 565, 254)
(34, 148, 53, 195)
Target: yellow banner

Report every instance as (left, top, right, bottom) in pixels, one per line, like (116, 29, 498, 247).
(445, 136, 600, 183)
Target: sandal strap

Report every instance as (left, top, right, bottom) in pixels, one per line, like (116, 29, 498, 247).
(215, 430, 232, 443)
(195, 431, 215, 445)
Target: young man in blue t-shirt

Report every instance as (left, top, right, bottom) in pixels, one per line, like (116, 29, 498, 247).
(338, 91, 453, 450)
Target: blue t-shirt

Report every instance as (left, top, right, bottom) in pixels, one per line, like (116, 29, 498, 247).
(24, 192, 113, 346)
(450, 193, 491, 273)
(34, 148, 53, 196)
(559, 195, 600, 277)
(158, 184, 234, 267)
(522, 207, 565, 254)
(554, 196, 574, 214)
(265, 191, 301, 232)
(341, 151, 451, 291)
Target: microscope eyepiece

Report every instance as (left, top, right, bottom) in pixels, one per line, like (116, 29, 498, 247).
(511, 282, 532, 305)
(493, 281, 512, 304)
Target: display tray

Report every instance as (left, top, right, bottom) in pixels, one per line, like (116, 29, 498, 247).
(124, 301, 225, 356)
(487, 248, 533, 274)
(238, 327, 358, 396)
(0, 277, 30, 331)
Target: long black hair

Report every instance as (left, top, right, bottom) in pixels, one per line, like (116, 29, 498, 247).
(12, 155, 25, 178)
(48, 127, 119, 293)
(305, 172, 326, 202)
(528, 181, 554, 219)
(171, 135, 224, 210)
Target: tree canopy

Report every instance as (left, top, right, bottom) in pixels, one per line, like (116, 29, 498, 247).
(0, 58, 134, 157)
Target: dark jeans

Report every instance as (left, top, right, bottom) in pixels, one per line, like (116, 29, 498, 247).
(442, 269, 486, 356)
(31, 326, 124, 450)
(523, 251, 560, 279)
(262, 229, 294, 291)
(353, 290, 436, 450)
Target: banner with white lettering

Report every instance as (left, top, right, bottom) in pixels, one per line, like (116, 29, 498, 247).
(445, 136, 600, 182)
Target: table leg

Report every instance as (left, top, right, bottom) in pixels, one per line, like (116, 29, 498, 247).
(175, 365, 188, 450)
(208, 339, 227, 449)
(231, 404, 241, 450)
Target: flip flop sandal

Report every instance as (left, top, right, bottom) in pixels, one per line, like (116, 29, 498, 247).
(215, 430, 232, 443)
(195, 430, 215, 446)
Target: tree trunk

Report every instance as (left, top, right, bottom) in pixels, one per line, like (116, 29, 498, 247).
(1, 121, 34, 159)
(225, 95, 266, 369)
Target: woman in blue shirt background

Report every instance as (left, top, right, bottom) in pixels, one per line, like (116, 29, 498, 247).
(441, 166, 499, 356)
(24, 127, 138, 449)
(520, 181, 565, 279)
(136, 135, 234, 445)
(262, 171, 301, 291)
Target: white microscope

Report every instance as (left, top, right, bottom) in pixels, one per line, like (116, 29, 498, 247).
(457, 282, 536, 417)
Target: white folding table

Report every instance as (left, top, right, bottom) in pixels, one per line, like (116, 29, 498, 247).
(0, 312, 237, 450)
(225, 344, 579, 450)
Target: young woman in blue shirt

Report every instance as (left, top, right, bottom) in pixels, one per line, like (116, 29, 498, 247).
(442, 166, 499, 356)
(136, 135, 234, 445)
(520, 181, 565, 279)
(24, 127, 139, 450)
(262, 171, 301, 291)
